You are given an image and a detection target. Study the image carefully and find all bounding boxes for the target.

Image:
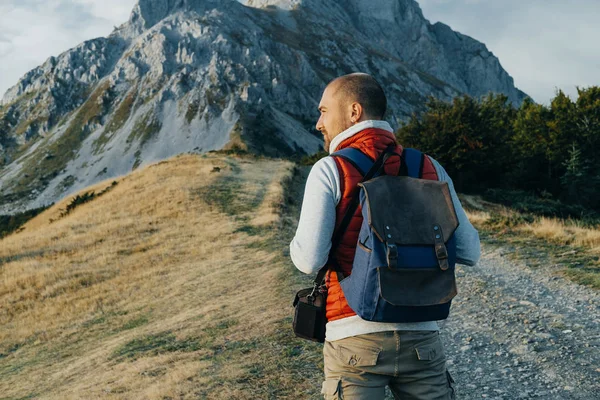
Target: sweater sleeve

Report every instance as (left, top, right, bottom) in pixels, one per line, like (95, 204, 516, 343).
(429, 157, 482, 266)
(289, 157, 341, 274)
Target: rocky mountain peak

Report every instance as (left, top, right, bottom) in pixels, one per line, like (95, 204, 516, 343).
(131, 0, 181, 28)
(129, 0, 423, 30)
(240, 0, 421, 19)
(347, 0, 423, 23)
(243, 0, 302, 9)
(0, 0, 527, 215)
(130, 0, 227, 29)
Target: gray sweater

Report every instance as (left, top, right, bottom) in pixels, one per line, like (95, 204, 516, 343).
(289, 120, 481, 341)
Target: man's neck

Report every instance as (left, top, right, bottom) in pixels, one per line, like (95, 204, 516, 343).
(329, 120, 393, 154)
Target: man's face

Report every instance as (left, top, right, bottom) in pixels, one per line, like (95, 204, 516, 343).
(316, 84, 353, 153)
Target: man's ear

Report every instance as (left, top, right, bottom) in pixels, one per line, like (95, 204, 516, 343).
(350, 102, 363, 124)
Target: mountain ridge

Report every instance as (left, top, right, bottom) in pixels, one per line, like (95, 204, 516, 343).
(0, 0, 527, 214)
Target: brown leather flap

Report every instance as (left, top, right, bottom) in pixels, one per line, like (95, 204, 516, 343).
(378, 267, 457, 306)
(359, 176, 459, 245)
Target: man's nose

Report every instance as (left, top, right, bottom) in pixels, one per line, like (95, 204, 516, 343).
(316, 116, 324, 132)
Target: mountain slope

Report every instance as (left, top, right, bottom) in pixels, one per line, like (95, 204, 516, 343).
(0, 152, 326, 399)
(0, 0, 528, 215)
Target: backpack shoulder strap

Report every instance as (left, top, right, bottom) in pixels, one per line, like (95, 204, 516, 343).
(333, 146, 424, 179)
(330, 147, 374, 176)
(313, 144, 395, 285)
(401, 148, 425, 178)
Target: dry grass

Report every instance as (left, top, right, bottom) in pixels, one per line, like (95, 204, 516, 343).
(0, 154, 322, 399)
(462, 195, 600, 255)
(461, 194, 600, 288)
(521, 217, 600, 253)
(462, 209, 492, 227)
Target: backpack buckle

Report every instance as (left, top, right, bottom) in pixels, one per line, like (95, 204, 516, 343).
(433, 225, 450, 271)
(387, 243, 398, 269)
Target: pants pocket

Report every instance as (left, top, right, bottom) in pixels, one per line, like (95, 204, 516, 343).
(321, 379, 343, 400)
(413, 333, 445, 363)
(336, 342, 381, 367)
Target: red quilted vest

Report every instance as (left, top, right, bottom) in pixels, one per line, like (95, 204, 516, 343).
(325, 127, 439, 322)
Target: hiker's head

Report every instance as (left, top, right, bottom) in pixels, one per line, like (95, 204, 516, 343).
(316, 73, 387, 152)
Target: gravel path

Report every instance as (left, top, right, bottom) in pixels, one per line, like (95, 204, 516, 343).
(438, 244, 600, 399)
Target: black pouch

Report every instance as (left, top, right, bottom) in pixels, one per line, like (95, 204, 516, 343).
(292, 285, 327, 343)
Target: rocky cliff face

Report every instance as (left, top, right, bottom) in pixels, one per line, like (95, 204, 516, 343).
(0, 0, 527, 214)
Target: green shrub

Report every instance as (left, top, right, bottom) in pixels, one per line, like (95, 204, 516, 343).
(0, 205, 51, 238)
(56, 181, 118, 219)
(299, 150, 328, 166)
(483, 188, 600, 222)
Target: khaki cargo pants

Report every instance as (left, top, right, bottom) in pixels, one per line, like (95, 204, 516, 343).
(322, 331, 456, 399)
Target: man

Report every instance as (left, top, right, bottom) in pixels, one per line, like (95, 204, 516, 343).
(289, 73, 481, 399)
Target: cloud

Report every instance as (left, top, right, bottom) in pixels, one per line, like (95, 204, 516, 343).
(418, 0, 600, 104)
(0, 0, 136, 99)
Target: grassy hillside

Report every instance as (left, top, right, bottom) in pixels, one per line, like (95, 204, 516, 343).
(4, 151, 597, 399)
(0, 153, 322, 399)
(462, 195, 600, 289)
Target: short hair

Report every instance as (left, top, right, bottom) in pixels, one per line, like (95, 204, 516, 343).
(330, 73, 387, 119)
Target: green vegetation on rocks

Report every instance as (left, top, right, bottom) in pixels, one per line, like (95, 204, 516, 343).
(11, 82, 113, 196)
(185, 98, 201, 124)
(127, 112, 162, 148)
(105, 91, 136, 134)
(92, 91, 137, 155)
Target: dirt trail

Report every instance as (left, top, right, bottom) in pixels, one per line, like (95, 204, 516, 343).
(438, 245, 600, 399)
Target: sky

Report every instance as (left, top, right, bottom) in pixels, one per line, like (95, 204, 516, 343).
(0, 0, 598, 105)
(417, 0, 600, 104)
(0, 0, 136, 98)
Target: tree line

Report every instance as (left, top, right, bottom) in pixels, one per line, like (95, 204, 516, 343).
(396, 87, 600, 218)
